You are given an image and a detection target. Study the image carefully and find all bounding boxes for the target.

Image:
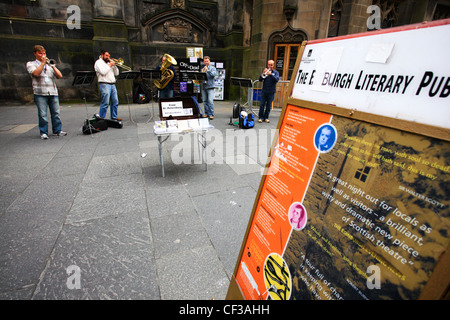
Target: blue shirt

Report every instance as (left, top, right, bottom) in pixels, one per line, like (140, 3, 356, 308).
(202, 66, 218, 90)
(259, 69, 280, 93)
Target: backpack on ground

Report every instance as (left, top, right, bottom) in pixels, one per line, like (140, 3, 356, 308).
(239, 111, 254, 129)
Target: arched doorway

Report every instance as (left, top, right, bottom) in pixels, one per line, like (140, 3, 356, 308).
(268, 25, 307, 81)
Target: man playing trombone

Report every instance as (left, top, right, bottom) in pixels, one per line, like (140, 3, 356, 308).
(94, 50, 121, 120)
(258, 59, 279, 123)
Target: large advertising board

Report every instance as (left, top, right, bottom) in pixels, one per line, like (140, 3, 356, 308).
(291, 20, 450, 130)
(229, 19, 449, 300)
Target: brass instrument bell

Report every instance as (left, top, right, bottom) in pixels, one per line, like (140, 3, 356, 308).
(261, 68, 271, 79)
(46, 58, 56, 66)
(154, 53, 177, 90)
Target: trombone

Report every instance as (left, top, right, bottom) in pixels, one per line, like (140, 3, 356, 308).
(111, 58, 132, 71)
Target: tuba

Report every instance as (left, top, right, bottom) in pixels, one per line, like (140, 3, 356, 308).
(154, 54, 177, 89)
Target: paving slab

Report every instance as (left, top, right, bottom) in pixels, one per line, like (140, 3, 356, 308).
(0, 101, 281, 300)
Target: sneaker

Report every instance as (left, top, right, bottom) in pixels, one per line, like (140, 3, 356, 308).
(265, 119, 270, 123)
(55, 131, 67, 136)
(258, 119, 262, 123)
(209, 116, 214, 120)
(40, 133, 48, 140)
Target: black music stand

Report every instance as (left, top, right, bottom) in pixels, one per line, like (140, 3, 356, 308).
(72, 71, 96, 87)
(230, 77, 257, 116)
(141, 69, 161, 81)
(230, 77, 253, 88)
(141, 69, 161, 121)
(117, 70, 140, 81)
(182, 71, 207, 82)
(72, 71, 97, 134)
(117, 71, 140, 123)
(182, 72, 207, 114)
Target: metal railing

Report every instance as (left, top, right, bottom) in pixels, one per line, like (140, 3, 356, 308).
(252, 80, 290, 109)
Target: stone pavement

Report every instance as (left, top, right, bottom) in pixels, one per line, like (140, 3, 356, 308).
(0, 100, 281, 300)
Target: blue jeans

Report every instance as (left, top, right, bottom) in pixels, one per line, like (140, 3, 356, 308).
(99, 83, 119, 119)
(201, 87, 215, 116)
(159, 87, 173, 98)
(34, 95, 62, 135)
(258, 92, 275, 120)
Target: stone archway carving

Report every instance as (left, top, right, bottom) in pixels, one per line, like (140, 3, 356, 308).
(143, 9, 209, 45)
(267, 24, 308, 60)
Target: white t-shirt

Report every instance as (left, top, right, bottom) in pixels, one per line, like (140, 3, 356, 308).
(94, 58, 119, 83)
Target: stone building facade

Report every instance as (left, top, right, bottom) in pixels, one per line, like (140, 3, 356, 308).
(0, 0, 448, 103)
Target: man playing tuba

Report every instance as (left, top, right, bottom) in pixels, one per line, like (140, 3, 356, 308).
(156, 54, 177, 99)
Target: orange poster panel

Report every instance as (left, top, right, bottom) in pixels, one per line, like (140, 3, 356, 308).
(235, 105, 333, 300)
(235, 106, 449, 300)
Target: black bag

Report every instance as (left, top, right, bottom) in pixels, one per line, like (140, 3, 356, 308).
(105, 119, 123, 129)
(82, 123, 100, 134)
(93, 119, 108, 130)
(82, 118, 108, 134)
(232, 103, 240, 118)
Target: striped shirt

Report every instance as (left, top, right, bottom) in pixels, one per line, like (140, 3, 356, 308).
(26, 60, 59, 96)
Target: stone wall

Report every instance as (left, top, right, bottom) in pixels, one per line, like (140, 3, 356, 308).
(0, 0, 244, 103)
(0, 0, 442, 103)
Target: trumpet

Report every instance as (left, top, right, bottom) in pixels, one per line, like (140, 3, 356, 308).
(261, 68, 272, 79)
(111, 58, 132, 71)
(46, 58, 56, 66)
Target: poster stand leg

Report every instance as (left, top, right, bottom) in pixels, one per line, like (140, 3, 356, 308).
(116, 71, 140, 124)
(143, 75, 158, 123)
(72, 71, 96, 136)
(146, 86, 157, 123)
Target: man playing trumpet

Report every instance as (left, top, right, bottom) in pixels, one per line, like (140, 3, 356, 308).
(258, 59, 279, 123)
(26, 45, 67, 139)
(94, 50, 121, 120)
(200, 56, 218, 120)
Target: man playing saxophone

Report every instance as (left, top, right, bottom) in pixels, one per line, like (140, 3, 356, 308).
(94, 50, 121, 120)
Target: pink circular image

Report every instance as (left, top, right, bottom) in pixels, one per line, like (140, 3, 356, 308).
(288, 202, 307, 231)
